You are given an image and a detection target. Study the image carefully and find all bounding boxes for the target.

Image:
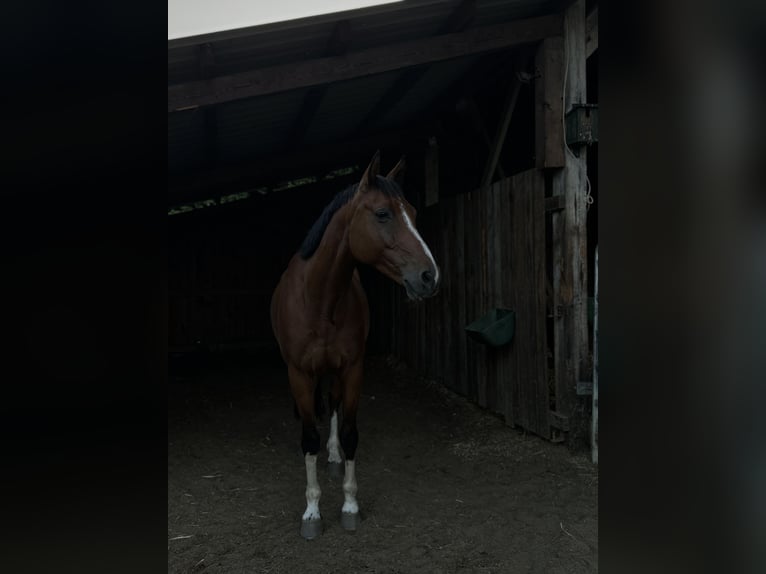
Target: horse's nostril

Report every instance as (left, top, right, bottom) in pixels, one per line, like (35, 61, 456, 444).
(421, 270, 433, 284)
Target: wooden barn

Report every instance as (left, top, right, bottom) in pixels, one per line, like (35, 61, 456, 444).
(168, 0, 598, 450)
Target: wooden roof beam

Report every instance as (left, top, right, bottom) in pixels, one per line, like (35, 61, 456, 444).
(168, 13, 564, 112)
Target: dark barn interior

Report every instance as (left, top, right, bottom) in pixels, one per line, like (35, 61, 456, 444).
(168, 1, 598, 571)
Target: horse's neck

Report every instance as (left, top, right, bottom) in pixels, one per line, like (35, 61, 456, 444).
(303, 204, 356, 320)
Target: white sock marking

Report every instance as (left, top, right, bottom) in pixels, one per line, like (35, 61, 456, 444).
(303, 453, 322, 521)
(342, 459, 359, 514)
(398, 201, 440, 285)
(327, 412, 343, 463)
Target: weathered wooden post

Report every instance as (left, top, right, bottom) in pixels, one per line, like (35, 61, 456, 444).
(536, 0, 590, 447)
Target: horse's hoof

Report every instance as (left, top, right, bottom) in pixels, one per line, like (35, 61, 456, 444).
(341, 512, 360, 532)
(328, 461, 344, 478)
(300, 518, 323, 540)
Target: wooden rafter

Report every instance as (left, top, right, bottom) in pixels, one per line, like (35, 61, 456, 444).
(168, 14, 564, 112)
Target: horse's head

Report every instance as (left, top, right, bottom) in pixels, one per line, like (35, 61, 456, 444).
(348, 151, 440, 301)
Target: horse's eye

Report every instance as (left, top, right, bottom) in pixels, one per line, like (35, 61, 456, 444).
(375, 209, 391, 221)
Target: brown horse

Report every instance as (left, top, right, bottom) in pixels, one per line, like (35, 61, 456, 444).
(270, 151, 440, 539)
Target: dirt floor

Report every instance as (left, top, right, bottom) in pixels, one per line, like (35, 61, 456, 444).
(168, 350, 598, 573)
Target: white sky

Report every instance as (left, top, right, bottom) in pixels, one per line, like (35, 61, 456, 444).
(168, 0, 402, 40)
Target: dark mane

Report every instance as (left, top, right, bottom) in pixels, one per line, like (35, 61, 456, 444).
(299, 175, 404, 260)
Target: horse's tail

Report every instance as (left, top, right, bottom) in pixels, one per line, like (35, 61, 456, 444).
(292, 375, 327, 421)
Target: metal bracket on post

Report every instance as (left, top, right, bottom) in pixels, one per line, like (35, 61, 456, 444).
(576, 381, 593, 395)
(565, 104, 598, 146)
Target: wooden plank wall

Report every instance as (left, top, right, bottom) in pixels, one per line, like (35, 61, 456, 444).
(368, 169, 550, 438)
(168, 199, 299, 351)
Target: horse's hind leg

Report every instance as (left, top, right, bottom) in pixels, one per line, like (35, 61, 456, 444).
(326, 375, 344, 477)
(288, 366, 323, 540)
(339, 362, 362, 531)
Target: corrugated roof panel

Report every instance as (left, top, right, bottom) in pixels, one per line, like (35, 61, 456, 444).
(371, 56, 479, 130)
(302, 72, 400, 146)
(215, 90, 308, 162)
(168, 110, 207, 174)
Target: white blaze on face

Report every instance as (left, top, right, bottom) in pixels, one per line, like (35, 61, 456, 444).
(327, 412, 342, 463)
(342, 459, 359, 514)
(398, 200, 440, 285)
(303, 453, 322, 521)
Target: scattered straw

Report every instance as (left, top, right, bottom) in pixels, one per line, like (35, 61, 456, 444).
(560, 522, 576, 540)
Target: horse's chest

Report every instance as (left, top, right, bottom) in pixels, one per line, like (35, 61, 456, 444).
(300, 320, 362, 373)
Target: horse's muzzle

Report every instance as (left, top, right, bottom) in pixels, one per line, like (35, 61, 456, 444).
(403, 266, 440, 301)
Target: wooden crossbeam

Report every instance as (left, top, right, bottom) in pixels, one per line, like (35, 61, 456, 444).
(168, 14, 564, 112)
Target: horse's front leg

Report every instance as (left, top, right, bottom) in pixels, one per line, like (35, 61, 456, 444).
(326, 375, 344, 478)
(288, 366, 323, 540)
(339, 362, 362, 531)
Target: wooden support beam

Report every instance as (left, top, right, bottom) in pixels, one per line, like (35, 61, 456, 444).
(534, 36, 565, 168)
(168, 14, 564, 112)
(480, 75, 521, 188)
(286, 20, 353, 150)
(550, 0, 590, 449)
(586, 6, 598, 58)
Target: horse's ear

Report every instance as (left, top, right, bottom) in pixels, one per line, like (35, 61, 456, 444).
(359, 150, 381, 193)
(386, 155, 406, 185)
